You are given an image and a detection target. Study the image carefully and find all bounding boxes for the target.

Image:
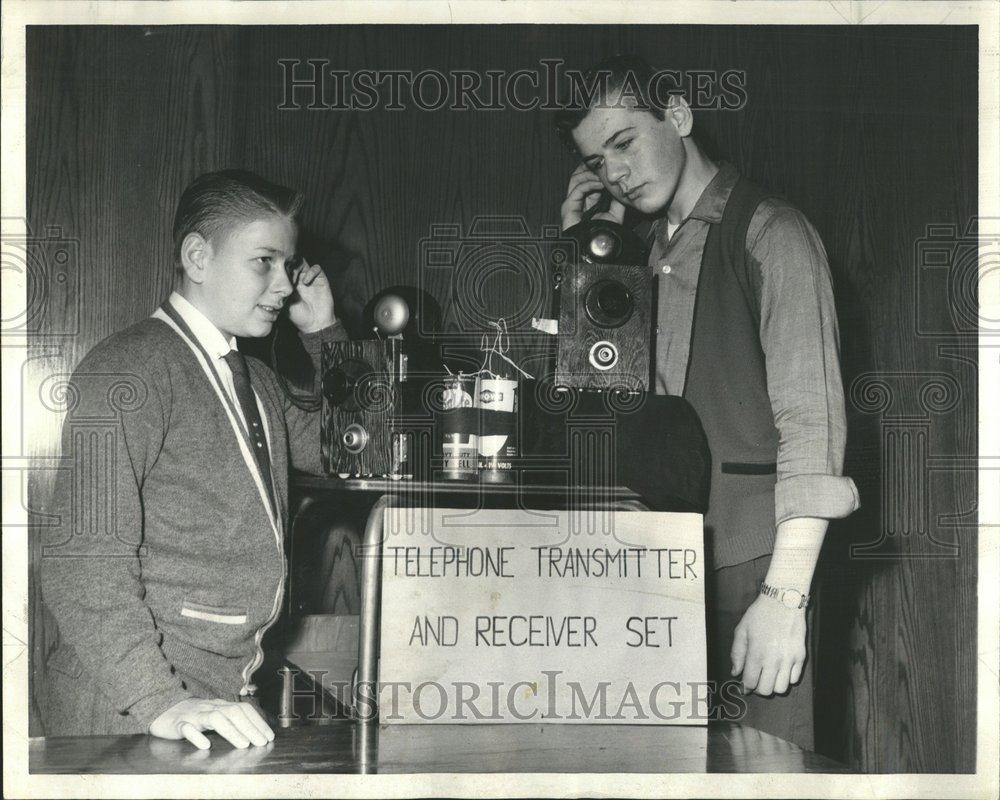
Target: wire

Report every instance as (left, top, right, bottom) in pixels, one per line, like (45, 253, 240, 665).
(475, 319, 534, 380)
(270, 321, 323, 412)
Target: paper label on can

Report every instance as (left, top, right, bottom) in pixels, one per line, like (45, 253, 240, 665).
(442, 379, 474, 410)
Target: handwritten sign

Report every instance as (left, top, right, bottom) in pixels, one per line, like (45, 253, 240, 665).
(377, 508, 706, 724)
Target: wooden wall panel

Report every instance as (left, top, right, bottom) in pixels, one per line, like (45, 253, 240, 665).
(25, 25, 977, 774)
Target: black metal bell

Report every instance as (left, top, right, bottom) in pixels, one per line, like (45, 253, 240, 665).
(372, 294, 410, 336)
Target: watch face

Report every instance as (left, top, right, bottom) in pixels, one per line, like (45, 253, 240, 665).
(780, 589, 803, 609)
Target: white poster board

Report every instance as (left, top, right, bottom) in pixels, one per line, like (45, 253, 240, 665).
(378, 508, 707, 724)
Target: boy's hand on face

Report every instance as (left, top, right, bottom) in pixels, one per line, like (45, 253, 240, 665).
(149, 697, 275, 750)
(561, 163, 626, 231)
(287, 260, 337, 334)
(729, 595, 808, 697)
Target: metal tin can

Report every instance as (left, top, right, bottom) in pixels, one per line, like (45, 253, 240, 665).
(440, 374, 478, 480)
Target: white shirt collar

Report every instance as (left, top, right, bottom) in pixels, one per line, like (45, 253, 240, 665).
(168, 291, 237, 361)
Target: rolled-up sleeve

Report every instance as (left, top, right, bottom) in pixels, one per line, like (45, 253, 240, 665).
(748, 202, 860, 525)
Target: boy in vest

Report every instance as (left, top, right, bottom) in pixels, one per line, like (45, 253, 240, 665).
(555, 56, 859, 750)
(40, 170, 348, 749)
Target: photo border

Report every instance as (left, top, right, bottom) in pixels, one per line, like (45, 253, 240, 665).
(2, 2, 997, 798)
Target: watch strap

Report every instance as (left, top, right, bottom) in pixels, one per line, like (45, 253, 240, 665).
(759, 581, 809, 609)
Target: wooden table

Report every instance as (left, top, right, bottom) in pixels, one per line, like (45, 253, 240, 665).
(30, 722, 852, 773)
(31, 479, 845, 775)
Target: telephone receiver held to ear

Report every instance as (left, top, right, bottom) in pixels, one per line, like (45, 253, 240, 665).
(581, 188, 614, 223)
(564, 188, 649, 266)
(284, 254, 306, 286)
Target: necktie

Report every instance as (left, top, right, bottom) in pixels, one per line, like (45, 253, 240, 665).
(223, 349, 276, 514)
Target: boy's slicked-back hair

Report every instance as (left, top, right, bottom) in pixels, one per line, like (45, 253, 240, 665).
(553, 54, 669, 154)
(172, 169, 304, 264)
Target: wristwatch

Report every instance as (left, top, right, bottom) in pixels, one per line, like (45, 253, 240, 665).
(759, 582, 810, 609)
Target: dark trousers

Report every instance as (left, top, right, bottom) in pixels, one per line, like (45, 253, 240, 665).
(705, 554, 817, 751)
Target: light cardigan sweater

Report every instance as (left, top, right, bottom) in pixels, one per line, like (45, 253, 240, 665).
(40, 305, 347, 735)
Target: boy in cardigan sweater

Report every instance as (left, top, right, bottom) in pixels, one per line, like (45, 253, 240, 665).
(40, 170, 348, 749)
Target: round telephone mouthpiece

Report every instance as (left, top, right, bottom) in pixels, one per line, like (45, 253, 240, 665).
(589, 340, 619, 371)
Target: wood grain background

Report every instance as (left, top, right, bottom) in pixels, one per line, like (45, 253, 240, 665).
(25, 25, 978, 772)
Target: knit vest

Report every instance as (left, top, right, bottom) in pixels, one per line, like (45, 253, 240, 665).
(682, 177, 780, 568)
